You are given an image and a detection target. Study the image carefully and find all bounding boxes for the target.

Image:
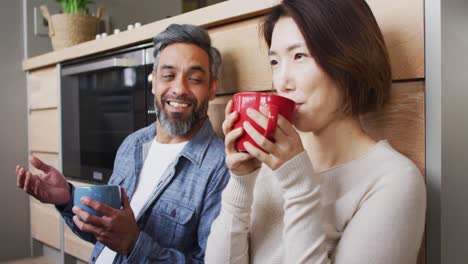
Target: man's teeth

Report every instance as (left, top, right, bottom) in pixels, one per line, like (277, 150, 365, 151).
(168, 101, 189, 108)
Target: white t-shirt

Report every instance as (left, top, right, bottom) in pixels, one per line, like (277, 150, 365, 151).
(96, 138, 188, 264)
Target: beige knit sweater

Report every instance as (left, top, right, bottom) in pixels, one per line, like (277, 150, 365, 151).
(206, 141, 426, 264)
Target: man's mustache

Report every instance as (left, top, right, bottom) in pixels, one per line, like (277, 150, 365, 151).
(161, 95, 197, 106)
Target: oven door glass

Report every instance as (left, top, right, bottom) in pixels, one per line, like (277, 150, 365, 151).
(61, 49, 148, 183)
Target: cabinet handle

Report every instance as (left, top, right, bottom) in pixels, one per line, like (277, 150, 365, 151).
(62, 57, 142, 76)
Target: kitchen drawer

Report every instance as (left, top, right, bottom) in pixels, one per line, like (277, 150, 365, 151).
(30, 199, 61, 249)
(29, 109, 59, 153)
(64, 223, 93, 262)
(28, 67, 59, 110)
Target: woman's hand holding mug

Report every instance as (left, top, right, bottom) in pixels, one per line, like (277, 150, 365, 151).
(242, 105, 304, 171)
(223, 100, 262, 176)
(224, 91, 304, 173)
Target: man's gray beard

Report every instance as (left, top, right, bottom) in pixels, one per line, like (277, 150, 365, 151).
(155, 96, 209, 136)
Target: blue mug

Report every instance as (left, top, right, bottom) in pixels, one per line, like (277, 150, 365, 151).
(73, 185, 122, 217)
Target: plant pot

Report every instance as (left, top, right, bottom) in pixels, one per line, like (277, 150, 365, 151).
(40, 5, 104, 50)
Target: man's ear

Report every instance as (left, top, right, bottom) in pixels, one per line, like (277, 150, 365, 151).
(209, 79, 218, 100)
(151, 70, 157, 95)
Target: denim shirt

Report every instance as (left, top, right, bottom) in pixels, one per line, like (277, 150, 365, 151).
(58, 119, 229, 263)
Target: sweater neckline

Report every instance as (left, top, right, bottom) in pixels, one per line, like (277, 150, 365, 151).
(315, 140, 389, 175)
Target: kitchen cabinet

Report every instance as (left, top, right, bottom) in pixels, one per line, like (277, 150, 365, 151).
(27, 66, 93, 262)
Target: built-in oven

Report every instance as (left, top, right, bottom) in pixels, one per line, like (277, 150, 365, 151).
(61, 44, 156, 183)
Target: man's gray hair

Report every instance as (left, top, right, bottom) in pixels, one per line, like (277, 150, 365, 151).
(153, 24, 222, 82)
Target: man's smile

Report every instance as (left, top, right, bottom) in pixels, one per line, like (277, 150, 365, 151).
(167, 100, 191, 108)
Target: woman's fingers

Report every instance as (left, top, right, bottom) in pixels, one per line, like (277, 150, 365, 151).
(224, 99, 233, 116)
(222, 100, 237, 136)
(258, 105, 295, 138)
(222, 111, 238, 136)
(275, 114, 297, 136)
(224, 127, 243, 154)
(226, 152, 254, 167)
(243, 141, 272, 165)
(246, 108, 268, 130)
(225, 152, 260, 175)
(247, 106, 293, 144)
(243, 121, 276, 154)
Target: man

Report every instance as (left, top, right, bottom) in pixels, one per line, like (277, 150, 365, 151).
(15, 24, 229, 263)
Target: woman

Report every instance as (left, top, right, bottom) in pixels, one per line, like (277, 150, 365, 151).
(206, 0, 426, 263)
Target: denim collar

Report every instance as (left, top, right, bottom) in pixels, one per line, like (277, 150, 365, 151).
(140, 118, 216, 168)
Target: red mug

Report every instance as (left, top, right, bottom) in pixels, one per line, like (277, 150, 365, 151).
(232, 92, 296, 152)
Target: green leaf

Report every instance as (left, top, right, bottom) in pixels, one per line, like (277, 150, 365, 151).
(53, 0, 93, 14)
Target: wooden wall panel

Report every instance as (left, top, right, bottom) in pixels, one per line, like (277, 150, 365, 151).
(359, 81, 425, 173)
(64, 224, 93, 262)
(208, 0, 424, 96)
(208, 96, 231, 139)
(23, 0, 424, 81)
(28, 67, 58, 110)
(30, 200, 61, 249)
(210, 18, 271, 95)
(29, 109, 59, 153)
(368, 0, 424, 80)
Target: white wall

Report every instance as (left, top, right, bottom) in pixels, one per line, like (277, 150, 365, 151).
(441, 0, 468, 263)
(25, 0, 183, 57)
(426, 0, 468, 263)
(25, 0, 54, 57)
(24, 0, 231, 58)
(0, 0, 30, 261)
(425, 0, 441, 262)
(96, 0, 182, 32)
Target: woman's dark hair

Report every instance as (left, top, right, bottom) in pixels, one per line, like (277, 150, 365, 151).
(261, 0, 392, 115)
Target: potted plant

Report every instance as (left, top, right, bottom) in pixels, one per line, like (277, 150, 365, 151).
(40, 0, 104, 50)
